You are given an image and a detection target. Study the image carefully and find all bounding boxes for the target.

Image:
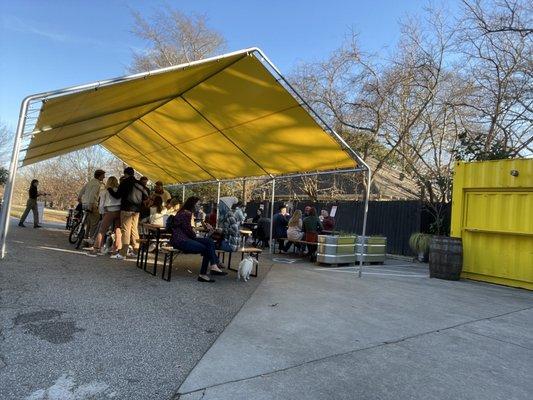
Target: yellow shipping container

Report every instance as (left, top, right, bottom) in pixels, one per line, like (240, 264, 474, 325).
(451, 158, 533, 290)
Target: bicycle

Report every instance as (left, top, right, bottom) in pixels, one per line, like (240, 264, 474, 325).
(68, 208, 90, 249)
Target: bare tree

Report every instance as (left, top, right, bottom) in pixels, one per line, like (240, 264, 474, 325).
(454, 0, 532, 159)
(130, 7, 226, 73)
(0, 122, 13, 166)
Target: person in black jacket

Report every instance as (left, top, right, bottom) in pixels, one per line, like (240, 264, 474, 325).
(109, 167, 148, 259)
(18, 179, 46, 228)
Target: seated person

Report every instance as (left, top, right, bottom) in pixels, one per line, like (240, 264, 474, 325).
(286, 209, 305, 252)
(287, 209, 304, 241)
(273, 205, 290, 252)
(169, 196, 227, 283)
(220, 203, 241, 252)
(166, 197, 181, 214)
(255, 217, 271, 247)
(148, 196, 167, 226)
(321, 210, 336, 231)
(208, 204, 217, 226)
(194, 205, 206, 224)
(303, 207, 323, 262)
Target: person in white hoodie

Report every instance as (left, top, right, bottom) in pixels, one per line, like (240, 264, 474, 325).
(89, 176, 122, 255)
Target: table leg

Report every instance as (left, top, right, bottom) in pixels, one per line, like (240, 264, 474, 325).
(152, 229, 160, 276)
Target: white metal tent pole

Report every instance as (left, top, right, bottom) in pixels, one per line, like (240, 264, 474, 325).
(358, 168, 372, 277)
(216, 181, 221, 228)
(269, 178, 276, 254)
(0, 96, 32, 258)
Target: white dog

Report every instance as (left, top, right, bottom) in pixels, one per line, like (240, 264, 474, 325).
(238, 256, 258, 282)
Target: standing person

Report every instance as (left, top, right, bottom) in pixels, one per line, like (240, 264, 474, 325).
(151, 181, 171, 204)
(18, 179, 46, 228)
(252, 209, 262, 223)
(109, 167, 148, 260)
(303, 205, 311, 219)
(195, 205, 207, 223)
(251, 209, 262, 244)
(139, 177, 152, 222)
(273, 204, 290, 252)
(90, 176, 122, 255)
(170, 196, 226, 283)
(234, 201, 246, 226)
(303, 207, 323, 262)
(78, 169, 106, 243)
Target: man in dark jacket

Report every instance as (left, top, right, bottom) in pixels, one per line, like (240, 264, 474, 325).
(272, 205, 290, 252)
(109, 167, 148, 259)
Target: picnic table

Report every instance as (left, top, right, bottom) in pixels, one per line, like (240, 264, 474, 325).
(139, 223, 170, 275)
(138, 223, 263, 281)
(239, 228, 253, 248)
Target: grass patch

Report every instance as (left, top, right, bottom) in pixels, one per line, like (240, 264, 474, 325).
(10, 204, 68, 224)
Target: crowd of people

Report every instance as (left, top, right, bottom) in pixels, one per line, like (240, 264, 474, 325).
(18, 168, 336, 280)
(272, 204, 336, 262)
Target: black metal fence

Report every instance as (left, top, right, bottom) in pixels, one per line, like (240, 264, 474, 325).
(244, 200, 450, 256)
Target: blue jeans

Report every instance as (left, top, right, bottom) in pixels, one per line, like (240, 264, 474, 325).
(174, 237, 218, 275)
(218, 239, 233, 253)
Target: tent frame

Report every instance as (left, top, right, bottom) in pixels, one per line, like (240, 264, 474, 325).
(0, 48, 371, 278)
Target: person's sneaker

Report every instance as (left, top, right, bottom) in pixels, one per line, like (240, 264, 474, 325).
(82, 246, 95, 251)
(18, 223, 25, 227)
(127, 249, 138, 257)
(34, 225, 42, 228)
(110, 254, 125, 260)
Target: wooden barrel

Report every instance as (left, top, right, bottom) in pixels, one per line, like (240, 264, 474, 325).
(429, 236, 463, 280)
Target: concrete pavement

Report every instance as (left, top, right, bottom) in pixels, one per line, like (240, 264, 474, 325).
(0, 219, 271, 400)
(1, 219, 531, 399)
(178, 261, 533, 399)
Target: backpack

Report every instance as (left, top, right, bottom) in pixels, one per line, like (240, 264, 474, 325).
(127, 181, 148, 207)
(165, 214, 175, 233)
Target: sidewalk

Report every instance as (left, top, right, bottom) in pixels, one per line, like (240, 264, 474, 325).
(178, 259, 533, 400)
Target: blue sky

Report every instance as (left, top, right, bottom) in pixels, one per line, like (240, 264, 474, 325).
(0, 0, 459, 129)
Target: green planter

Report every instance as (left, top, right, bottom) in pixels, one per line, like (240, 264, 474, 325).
(355, 236, 387, 263)
(317, 235, 357, 264)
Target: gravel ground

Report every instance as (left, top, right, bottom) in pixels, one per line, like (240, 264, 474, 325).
(0, 219, 272, 400)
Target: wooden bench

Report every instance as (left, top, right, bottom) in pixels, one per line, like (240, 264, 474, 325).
(274, 238, 317, 254)
(160, 246, 182, 282)
(156, 246, 263, 282)
(217, 247, 262, 277)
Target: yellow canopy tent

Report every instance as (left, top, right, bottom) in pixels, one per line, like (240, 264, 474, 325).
(0, 48, 371, 269)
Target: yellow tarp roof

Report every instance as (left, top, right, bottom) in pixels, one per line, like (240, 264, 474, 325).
(23, 49, 357, 184)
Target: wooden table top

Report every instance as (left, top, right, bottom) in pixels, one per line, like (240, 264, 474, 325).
(141, 223, 165, 230)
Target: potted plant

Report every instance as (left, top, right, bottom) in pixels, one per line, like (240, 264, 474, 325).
(409, 233, 431, 262)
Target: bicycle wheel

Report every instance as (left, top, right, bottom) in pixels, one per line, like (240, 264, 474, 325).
(68, 220, 81, 244)
(75, 225, 85, 249)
